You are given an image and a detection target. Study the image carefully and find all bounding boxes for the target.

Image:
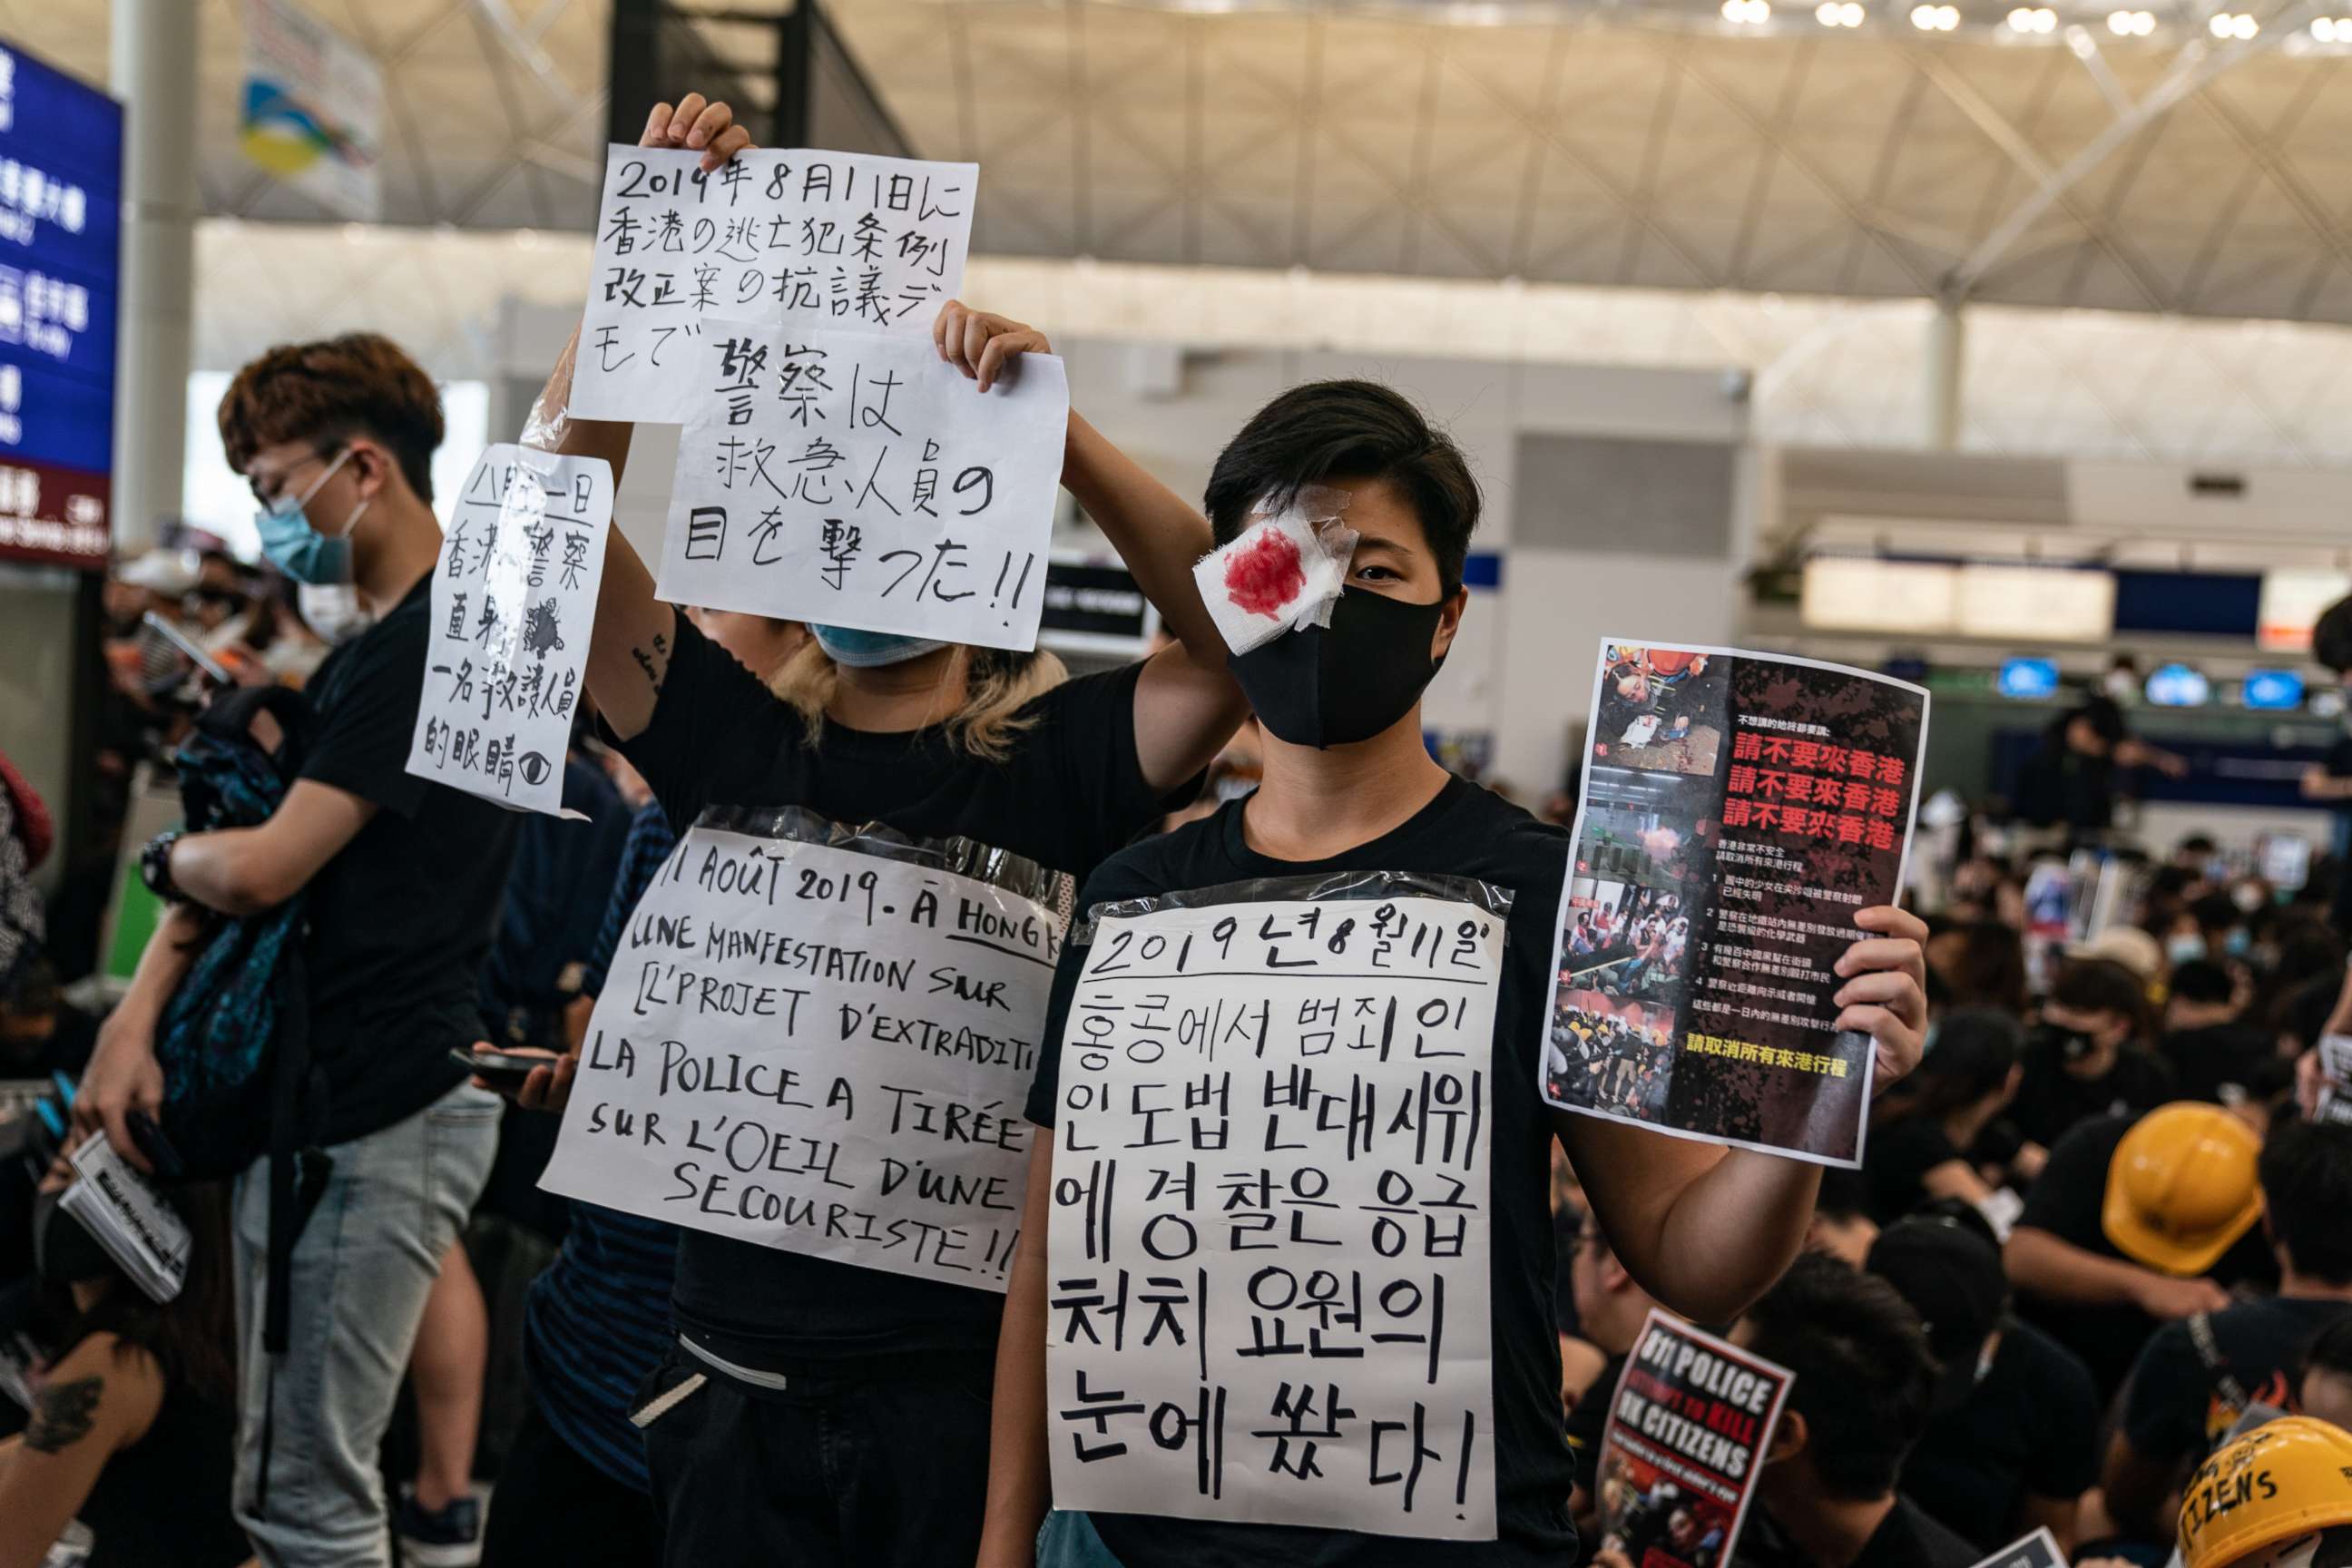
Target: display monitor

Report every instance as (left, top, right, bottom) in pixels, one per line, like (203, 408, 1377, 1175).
(1996, 657, 2061, 701)
(2241, 669, 2306, 711)
(2145, 663, 2211, 708)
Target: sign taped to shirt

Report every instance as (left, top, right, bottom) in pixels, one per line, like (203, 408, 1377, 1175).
(539, 804, 1070, 1291)
(1045, 869, 1512, 1540)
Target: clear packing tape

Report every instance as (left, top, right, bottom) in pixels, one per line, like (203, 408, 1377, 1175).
(1191, 485, 1358, 656)
(692, 802, 1077, 925)
(1070, 867, 1514, 948)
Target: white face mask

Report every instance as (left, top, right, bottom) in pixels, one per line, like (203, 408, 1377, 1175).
(298, 582, 374, 645)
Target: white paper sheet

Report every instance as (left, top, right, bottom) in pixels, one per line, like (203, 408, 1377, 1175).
(1044, 895, 1504, 1540)
(571, 145, 976, 423)
(538, 821, 1064, 1290)
(651, 324, 1069, 652)
(405, 446, 612, 816)
(59, 1132, 190, 1303)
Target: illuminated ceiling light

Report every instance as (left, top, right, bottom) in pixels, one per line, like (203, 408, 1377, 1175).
(1817, 2, 1866, 24)
(1720, 0, 1772, 24)
(2006, 5, 2056, 28)
(2314, 15, 2336, 35)
(1910, 4, 1961, 27)
(2233, 12, 2259, 34)
(2107, 7, 2155, 29)
(2210, 10, 2257, 35)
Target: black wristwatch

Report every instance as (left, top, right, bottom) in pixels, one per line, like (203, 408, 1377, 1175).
(140, 829, 185, 903)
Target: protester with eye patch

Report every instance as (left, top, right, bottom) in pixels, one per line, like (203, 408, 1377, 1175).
(497, 92, 1250, 1568)
(982, 378, 1929, 1568)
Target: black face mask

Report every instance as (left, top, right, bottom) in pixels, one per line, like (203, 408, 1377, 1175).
(2030, 1020, 2100, 1063)
(1228, 590, 1447, 750)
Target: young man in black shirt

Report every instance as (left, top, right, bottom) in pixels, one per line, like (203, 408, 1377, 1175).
(74, 334, 515, 1564)
(2104, 1119, 2352, 1544)
(1867, 1217, 2100, 1553)
(2006, 1102, 2272, 1403)
(983, 384, 1930, 1566)
(2012, 957, 2175, 1160)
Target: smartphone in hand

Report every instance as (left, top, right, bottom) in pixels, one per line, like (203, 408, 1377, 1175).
(453, 1047, 553, 1090)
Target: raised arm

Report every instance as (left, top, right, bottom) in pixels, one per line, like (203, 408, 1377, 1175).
(533, 93, 750, 741)
(936, 303, 1249, 796)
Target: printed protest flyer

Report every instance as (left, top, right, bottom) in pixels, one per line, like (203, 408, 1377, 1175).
(1594, 1311, 1791, 1568)
(1543, 641, 1928, 1166)
(1965, 1528, 2069, 1568)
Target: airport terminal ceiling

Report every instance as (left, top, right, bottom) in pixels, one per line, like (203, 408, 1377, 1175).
(6, 0, 2352, 323)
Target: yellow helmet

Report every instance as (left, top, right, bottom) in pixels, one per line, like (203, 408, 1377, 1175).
(2102, 1102, 2264, 1277)
(2179, 1417, 2352, 1568)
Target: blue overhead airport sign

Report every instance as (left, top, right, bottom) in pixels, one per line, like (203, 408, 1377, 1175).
(0, 38, 121, 568)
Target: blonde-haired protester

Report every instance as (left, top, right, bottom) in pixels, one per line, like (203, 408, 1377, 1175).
(482, 95, 1248, 1568)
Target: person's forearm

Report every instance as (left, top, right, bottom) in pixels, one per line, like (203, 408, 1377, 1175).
(117, 904, 205, 1026)
(1642, 1150, 1820, 1323)
(2100, 1435, 2175, 1544)
(2004, 1227, 2149, 1308)
(527, 322, 677, 741)
(1063, 412, 1221, 662)
(978, 1143, 1056, 1565)
(166, 828, 280, 916)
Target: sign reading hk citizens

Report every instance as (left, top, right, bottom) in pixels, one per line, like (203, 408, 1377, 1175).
(539, 811, 1065, 1290)
(571, 145, 975, 423)
(1544, 640, 1928, 1167)
(1594, 1311, 1792, 1568)
(652, 324, 1068, 652)
(406, 446, 612, 816)
(1045, 888, 1507, 1540)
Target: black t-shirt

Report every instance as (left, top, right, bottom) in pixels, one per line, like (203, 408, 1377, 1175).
(2122, 1295, 2352, 1467)
(1025, 777, 1577, 1566)
(2012, 1113, 2277, 1401)
(2159, 1024, 2276, 1106)
(1564, 1352, 1623, 1498)
(1746, 1494, 1981, 1568)
(612, 613, 1177, 1370)
(301, 577, 518, 1145)
(2009, 1042, 2174, 1154)
(1863, 1113, 1963, 1226)
(1901, 1318, 2101, 1550)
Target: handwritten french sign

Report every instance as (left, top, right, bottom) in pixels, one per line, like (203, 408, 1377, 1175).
(1044, 893, 1505, 1539)
(570, 145, 975, 423)
(406, 445, 612, 816)
(652, 324, 1069, 652)
(538, 814, 1064, 1290)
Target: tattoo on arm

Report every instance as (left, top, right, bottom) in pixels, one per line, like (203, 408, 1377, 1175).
(631, 642, 668, 697)
(25, 1375, 103, 1454)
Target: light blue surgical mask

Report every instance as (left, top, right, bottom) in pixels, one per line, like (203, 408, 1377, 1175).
(255, 447, 368, 585)
(810, 623, 946, 668)
(2166, 933, 2209, 966)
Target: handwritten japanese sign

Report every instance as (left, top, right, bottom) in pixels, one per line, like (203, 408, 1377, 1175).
(405, 445, 612, 816)
(1046, 890, 1505, 1540)
(1595, 1311, 1791, 1568)
(571, 145, 975, 423)
(652, 323, 1069, 652)
(539, 809, 1066, 1290)
(1544, 639, 1927, 1166)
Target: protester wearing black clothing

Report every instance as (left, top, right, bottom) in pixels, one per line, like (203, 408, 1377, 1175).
(2103, 1119, 2352, 1544)
(1733, 1255, 1979, 1568)
(1863, 1010, 2020, 1225)
(2011, 958, 2174, 1156)
(1868, 1218, 2099, 1553)
(2160, 959, 2277, 1106)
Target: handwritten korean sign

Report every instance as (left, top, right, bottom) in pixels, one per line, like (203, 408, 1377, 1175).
(538, 812, 1065, 1290)
(406, 445, 612, 816)
(652, 324, 1069, 652)
(571, 145, 975, 423)
(1046, 892, 1505, 1540)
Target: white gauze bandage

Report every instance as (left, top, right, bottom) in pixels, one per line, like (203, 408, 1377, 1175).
(1191, 485, 1357, 657)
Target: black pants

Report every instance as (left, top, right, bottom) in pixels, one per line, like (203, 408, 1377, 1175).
(639, 1349, 995, 1568)
(482, 1400, 664, 1568)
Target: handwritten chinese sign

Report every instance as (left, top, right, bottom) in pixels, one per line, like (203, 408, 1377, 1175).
(652, 324, 1069, 652)
(406, 445, 612, 816)
(1046, 892, 1504, 1540)
(539, 810, 1066, 1290)
(571, 145, 976, 423)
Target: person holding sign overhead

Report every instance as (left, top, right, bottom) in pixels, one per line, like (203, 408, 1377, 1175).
(502, 95, 1250, 1568)
(985, 380, 1930, 1567)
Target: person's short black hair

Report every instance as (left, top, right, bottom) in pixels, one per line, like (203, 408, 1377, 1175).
(2313, 593, 2352, 675)
(1740, 1253, 1938, 1502)
(2151, 865, 2199, 902)
(1813, 1166, 1872, 1223)
(2170, 958, 2238, 1008)
(2179, 834, 2220, 857)
(1202, 380, 1482, 595)
(2190, 892, 2242, 936)
(2276, 970, 2346, 1053)
(2259, 1120, 2352, 1285)
(2075, 696, 2129, 746)
(2051, 957, 2151, 1034)
(2299, 1314, 2352, 1384)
